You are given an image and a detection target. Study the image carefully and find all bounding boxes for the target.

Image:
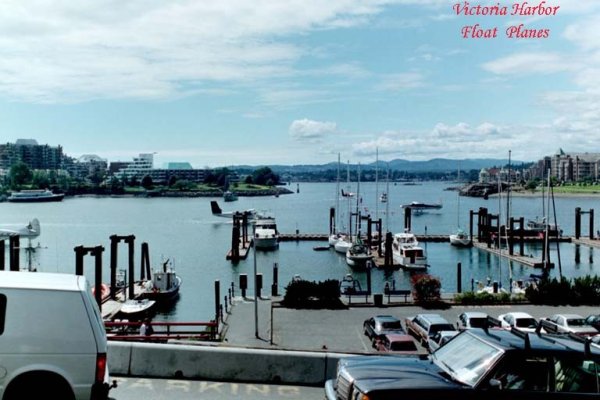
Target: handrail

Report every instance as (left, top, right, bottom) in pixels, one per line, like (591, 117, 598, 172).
(105, 320, 219, 341)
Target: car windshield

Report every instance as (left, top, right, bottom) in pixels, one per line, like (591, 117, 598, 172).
(390, 341, 417, 351)
(433, 332, 503, 387)
(382, 321, 402, 329)
(469, 318, 487, 328)
(516, 318, 537, 328)
(430, 324, 455, 335)
(567, 318, 586, 327)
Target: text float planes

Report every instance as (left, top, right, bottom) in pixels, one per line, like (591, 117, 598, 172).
(210, 201, 261, 222)
(0, 218, 40, 240)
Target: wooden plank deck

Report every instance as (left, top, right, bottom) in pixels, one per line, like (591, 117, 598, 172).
(472, 240, 552, 268)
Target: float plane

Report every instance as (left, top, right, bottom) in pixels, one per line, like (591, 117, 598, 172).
(0, 218, 40, 240)
(210, 201, 260, 222)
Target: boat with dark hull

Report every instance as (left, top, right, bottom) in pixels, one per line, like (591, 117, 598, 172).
(139, 260, 182, 302)
(7, 189, 64, 203)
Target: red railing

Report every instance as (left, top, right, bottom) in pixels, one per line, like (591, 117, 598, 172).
(104, 320, 218, 342)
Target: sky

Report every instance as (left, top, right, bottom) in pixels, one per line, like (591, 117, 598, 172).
(0, 0, 599, 168)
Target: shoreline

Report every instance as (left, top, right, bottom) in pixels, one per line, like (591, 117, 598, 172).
(490, 190, 600, 198)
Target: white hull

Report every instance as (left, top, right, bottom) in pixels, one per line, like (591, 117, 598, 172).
(392, 246, 428, 270)
(328, 233, 346, 247)
(449, 235, 471, 247)
(334, 239, 351, 254)
(345, 250, 373, 268)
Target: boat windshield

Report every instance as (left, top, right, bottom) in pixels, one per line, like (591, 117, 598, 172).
(433, 332, 503, 387)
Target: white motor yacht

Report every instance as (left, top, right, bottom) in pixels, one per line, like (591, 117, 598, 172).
(449, 228, 471, 247)
(253, 217, 279, 250)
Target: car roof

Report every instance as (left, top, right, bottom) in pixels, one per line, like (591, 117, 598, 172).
(374, 315, 399, 321)
(501, 311, 534, 318)
(554, 313, 584, 319)
(0, 271, 84, 292)
(462, 312, 488, 318)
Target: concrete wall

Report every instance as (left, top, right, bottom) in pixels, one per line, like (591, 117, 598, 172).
(108, 342, 358, 385)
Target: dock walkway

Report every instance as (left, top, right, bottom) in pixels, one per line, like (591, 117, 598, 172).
(472, 240, 552, 268)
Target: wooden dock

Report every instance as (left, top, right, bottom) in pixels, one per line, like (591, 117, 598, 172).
(571, 237, 600, 248)
(472, 240, 553, 268)
(99, 283, 146, 320)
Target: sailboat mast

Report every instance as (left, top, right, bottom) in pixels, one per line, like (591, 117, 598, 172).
(545, 169, 551, 270)
(347, 161, 351, 238)
(356, 163, 361, 238)
(506, 150, 511, 227)
(385, 167, 390, 232)
(335, 153, 340, 234)
(375, 148, 379, 221)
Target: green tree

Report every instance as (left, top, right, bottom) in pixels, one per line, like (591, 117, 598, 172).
(141, 175, 154, 190)
(32, 170, 50, 189)
(252, 167, 280, 186)
(9, 162, 32, 189)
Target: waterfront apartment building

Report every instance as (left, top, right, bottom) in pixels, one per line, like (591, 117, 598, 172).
(0, 139, 64, 171)
(114, 153, 154, 180)
(528, 150, 600, 182)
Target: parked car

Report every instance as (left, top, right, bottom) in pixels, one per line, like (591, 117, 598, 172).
(404, 313, 456, 347)
(0, 271, 114, 400)
(540, 314, 598, 336)
(373, 333, 420, 354)
(457, 311, 488, 330)
(585, 314, 600, 331)
(498, 311, 541, 333)
(363, 315, 405, 343)
(325, 328, 600, 400)
(427, 330, 459, 353)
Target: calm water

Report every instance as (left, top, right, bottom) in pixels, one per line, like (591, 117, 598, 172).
(1, 181, 599, 322)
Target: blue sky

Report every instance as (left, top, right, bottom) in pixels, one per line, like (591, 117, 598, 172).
(0, 0, 598, 167)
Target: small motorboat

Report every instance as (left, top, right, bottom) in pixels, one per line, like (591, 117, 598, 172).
(449, 228, 471, 247)
(117, 298, 156, 320)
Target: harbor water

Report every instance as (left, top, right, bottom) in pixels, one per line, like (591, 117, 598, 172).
(1, 181, 599, 322)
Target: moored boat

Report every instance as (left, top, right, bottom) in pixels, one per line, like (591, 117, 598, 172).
(116, 298, 157, 320)
(139, 260, 182, 302)
(7, 189, 64, 203)
(253, 217, 279, 250)
(345, 238, 373, 269)
(449, 228, 471, 247)
(223, 190, 238, 202)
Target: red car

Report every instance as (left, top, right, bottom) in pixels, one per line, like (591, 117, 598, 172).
(374, 333, 420, 354)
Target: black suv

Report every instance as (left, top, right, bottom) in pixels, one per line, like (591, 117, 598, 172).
(325, 328, 600, 400)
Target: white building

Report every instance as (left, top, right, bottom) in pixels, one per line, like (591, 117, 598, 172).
(116, 153, 154, 180)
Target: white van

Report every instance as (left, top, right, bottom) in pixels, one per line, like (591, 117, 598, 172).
(0, 271, 113, 400)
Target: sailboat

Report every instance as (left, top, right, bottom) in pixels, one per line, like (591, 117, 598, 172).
(329, 154, 346, 247)
(334, 161, 354, 254)
(345, 163, 374, 268)
(449, 163, 471, 247)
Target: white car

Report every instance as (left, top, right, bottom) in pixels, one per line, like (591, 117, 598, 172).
(541, 314, 599, 336)
(497, 311, 541, 333)
(456, 311, 488, 330)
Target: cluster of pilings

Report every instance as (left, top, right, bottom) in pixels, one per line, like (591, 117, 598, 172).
(228, 211, 252, 262)
(0, 236, 22, 271)
(74, 234, 154, 312)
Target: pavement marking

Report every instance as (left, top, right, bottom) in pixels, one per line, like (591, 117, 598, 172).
(356, 326, 371, 352)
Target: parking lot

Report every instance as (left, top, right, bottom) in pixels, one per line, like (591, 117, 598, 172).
(223, 298, 600, 353)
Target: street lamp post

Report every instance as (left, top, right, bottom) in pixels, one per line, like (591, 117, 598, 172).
(253, 224, 259, 338)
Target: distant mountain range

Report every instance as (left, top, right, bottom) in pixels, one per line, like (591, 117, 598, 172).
(232, 158, 528, 173)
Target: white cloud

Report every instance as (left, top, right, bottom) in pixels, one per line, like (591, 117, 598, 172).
(482, 53, 579, 75)
(0, 0, 405, 103)
(376, 72, 425, 91)
(289, 118, 338, 140)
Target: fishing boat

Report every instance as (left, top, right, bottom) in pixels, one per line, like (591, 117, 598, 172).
(253, 217, 279, 250)
(139, 259, 182, 301)
(7, 189, 64, 203)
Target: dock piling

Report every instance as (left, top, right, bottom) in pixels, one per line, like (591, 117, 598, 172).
(215, 280, 221, 323)
(456, 262, 462, 293)
(240, 274, 247, 298)
(272, 263, 279, 297)
(0, 239, 4, 271)
(9, 236, 19, 271)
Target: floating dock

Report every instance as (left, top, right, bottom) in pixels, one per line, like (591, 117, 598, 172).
(472, 240, 553, 268)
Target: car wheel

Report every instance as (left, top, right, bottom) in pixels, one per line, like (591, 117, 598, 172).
(6, 374, 74, 400)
